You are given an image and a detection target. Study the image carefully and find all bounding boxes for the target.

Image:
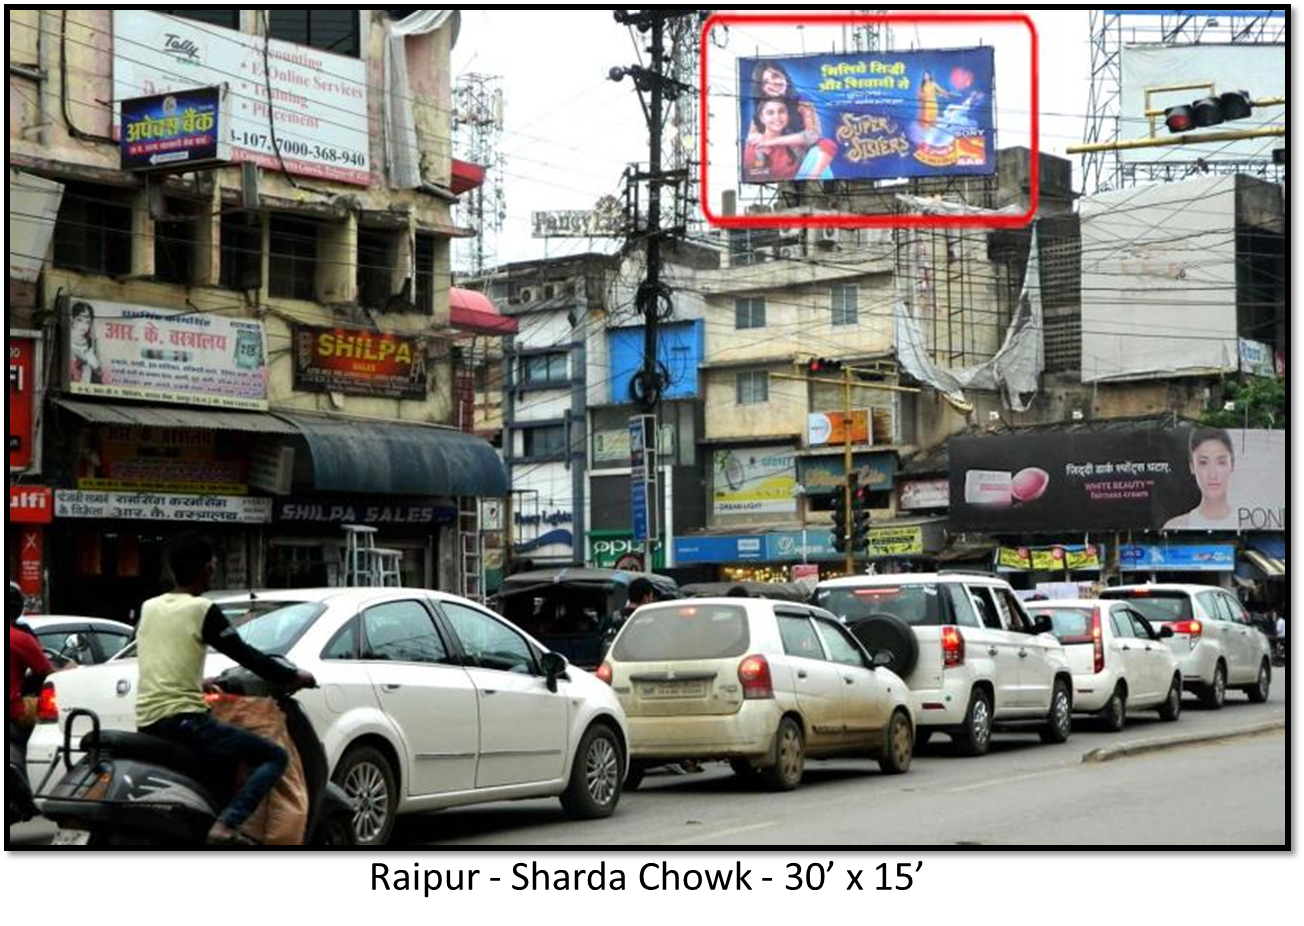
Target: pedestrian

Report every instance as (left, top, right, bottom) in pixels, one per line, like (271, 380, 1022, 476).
(9, 581, 52, 823)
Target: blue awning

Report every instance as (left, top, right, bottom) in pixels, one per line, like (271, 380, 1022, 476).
(278, 413, 507, 498)
(1250, 537, 1286, 562)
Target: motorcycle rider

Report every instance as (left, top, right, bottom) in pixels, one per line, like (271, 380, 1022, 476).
(9, 580, 51, 823)
(135, 534, 315, 846)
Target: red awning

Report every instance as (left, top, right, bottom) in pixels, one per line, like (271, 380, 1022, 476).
(451, 159, 487, 195)
(450, 287, 517, 335)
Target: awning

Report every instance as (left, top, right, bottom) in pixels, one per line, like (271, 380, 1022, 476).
(278, 412, 507, 497)
(450, 287, 517, 335)
(57, 398, 298, 434)
(1243, 549, 1285, 579)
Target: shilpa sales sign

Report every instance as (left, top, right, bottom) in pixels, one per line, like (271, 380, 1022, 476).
(293, 325, 429, 400)
(113, 10, 370, 186)
(65, 300, 268, 410)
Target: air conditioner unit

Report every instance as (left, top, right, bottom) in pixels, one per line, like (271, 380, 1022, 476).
(516, 286, 535, 305)
(777, 245, 799, 260)
(820, 227, 840, 244)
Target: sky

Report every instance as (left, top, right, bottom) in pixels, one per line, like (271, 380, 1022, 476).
(448, 9, 1278, 268)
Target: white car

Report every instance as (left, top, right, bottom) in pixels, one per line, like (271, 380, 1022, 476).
(1100, 584, 1272, 708)
(17, 616, 135, 666)
(1029, 599, 1183, 730)
(599, 597, 916, 791)
(27, 588, 629, 846)
(815, 573, 1074, 756)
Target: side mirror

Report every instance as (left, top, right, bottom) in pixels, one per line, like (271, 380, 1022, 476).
(541, 651, 568, 692)
(1158, 625, 1175, 639)
(871, 650, 894, 670)
(1032, 614, 1055, 636)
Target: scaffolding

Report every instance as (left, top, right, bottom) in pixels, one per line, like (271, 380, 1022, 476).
(453, 73, 507, 275)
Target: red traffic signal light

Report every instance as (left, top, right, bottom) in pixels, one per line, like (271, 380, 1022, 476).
(1165, 90, 1255, 134)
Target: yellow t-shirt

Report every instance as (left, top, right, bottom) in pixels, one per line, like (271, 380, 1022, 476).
(135, 592, 211, 728)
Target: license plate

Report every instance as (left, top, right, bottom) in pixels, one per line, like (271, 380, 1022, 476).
(52, 829, 92, 847)
(640, 681, 707, 699)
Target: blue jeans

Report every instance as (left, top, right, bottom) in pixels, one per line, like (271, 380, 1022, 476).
(142, 712, 288, 829)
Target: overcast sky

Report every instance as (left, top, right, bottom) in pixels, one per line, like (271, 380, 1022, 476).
(447, 10, 1112, 267)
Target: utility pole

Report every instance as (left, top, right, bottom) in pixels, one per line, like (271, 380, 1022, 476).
(772, 363, 919, 575)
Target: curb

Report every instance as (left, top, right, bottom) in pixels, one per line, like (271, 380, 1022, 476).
(1081, 719, 1286, 764)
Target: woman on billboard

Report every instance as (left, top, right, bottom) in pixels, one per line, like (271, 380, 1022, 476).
(746, 61, 836, 180)
(1163, 427, 1239, 530)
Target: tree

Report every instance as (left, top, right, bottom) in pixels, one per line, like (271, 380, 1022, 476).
(1200, 377, 1285, 430)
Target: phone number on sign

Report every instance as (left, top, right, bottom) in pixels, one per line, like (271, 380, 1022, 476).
(230, 131, 366, 167)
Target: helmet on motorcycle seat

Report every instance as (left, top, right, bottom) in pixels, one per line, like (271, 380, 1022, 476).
(8, 580, 24, 623)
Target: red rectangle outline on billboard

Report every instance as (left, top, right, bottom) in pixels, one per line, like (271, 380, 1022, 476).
(700, 12, 1039, 230)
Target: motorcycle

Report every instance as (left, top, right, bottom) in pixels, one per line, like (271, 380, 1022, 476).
(37, 661, 356, 847)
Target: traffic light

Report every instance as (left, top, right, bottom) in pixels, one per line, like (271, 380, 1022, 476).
(1164, 90, 1254, 134)
(831, 495, 848, 554)
(851, 484, 872, 550)
(808, 357, 842, 376)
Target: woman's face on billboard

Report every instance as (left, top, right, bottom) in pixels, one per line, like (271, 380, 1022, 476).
(761, 68, 788, 97)
(1191, 439, 1234, 501)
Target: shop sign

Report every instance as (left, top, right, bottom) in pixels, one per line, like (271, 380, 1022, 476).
(866, 525, 924, 557)
(589, 533, 665, 570)
(9, 485, 54, 524)
(18, 527, 44, 611)
(996, 544, 1103, 573)
(65, 300, 268, 410)
(273, 498, 453, 526)
(593, 424, 674, 464)
(807, 410, 871, 448)
(1117, 544, 1236, 572)
(899, 477, 950, 511)
(1238, 338, 1277, 378)
(713, 446, 797, 515)
(798, 451, 896, 496)
(9, 332, 41, 472)
(249, 444, 295, 496)
(673, 534, 767, 564)
(55, 490, 272, 523)
(120, 86, 230, 171)
(766, 530, 837, 562)
(77, 427, 247, 495)
(292, 325, 428, 400)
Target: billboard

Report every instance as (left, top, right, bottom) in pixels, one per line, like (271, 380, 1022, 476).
(113, 10, 370, 186)
(738, 47, 995, 184)
(65, 300, 269, 410)
(1120, 44, 1285, 165)
(293, 325, 429, 400)
(950, 427, 1285, 533)
(712, 446, 797, 515)
(1080, 175, 1238, 383)
(9, 332, 41, 472)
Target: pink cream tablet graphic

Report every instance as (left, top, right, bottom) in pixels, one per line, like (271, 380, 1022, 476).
(964, 470, 1013, 506)
(1011, 467, 1050, 503)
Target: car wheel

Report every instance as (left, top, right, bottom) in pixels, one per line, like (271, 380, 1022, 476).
(1199, 662, 1227, 710)
(878, 709, 913, 775)
(1101, 685, 1127, 732)
(1246, 661, 1271, 704)
(1157, 674, 1182, 722)
(761, 717, 804, 791)
(333, 745, 397, 847)
(623, 761, 647, 792)
(1039, 680, 1073, 744)
(953, 688, 992, 757)
(560, 723, 622, 819)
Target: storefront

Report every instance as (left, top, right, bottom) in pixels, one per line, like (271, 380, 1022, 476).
(587, 530, 666, 571)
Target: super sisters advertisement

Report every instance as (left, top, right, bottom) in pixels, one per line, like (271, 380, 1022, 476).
(738, 47, 995, 184)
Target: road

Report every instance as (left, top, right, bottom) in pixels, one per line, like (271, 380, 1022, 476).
(11, 669, 1286, 848)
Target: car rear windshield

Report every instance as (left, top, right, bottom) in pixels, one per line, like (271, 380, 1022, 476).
(1100, 591, 1190, 624)
(814, 585, 941, 626)
(235, 602, 324, 655)
(611, 604, 749, 662)
(1032, 606, 1095, 644)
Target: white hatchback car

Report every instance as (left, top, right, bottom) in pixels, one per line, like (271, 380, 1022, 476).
(1029, 599, 1183, 730)
(600, 598, 915, 791)
(815, 573, 1074, 756)
(1100, 584, 1273, 708)
(27, 588, 629, 846)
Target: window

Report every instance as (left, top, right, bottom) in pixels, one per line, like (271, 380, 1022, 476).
(815, 584, 941, 627)
(322, 618, 359, 660)
(998, 589, 1032, 633)
(414, 233, 436, 314)
(357, 228, 399, 308)
(233, 602, 325, 655)
(160, 9, 240, 29)
(1108, 607, 1131, 639)
(967, 586, 1005, 631)
(815, 619, 869, 668)
(944, 585, 982, 629)
(53, 184, 133, 276)
(522, 424, 567, 458)
(92, 630, 132, 661)
(1196, 591, 1225, 623)
(778, 615, 824, 660)
(361, 600, 449, 663)
(220, 212, 263, 290)
(154, 200, 201, 285)
(1218, 593, 1249, 625)
(1124, 609, 1157, 640)
(521, 352, 568, 385)
(268, 215, 319, 300)
(735, 296, 766, 330)
(439, 601, 536, 674)
(611, 604, 749, 662)
(735, 371, 769, 405)
(831, 285, 859, 326)
(268, 10, 360, 57)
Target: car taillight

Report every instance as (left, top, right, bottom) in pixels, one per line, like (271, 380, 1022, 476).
(1172, 619, 1202, 636)
(595, 662, 613, 685)
(941, 625, 965, 668)
(36, 681, 58, 723)
(1092, 608, 1105, 674)
(738, 655, 773, 699)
